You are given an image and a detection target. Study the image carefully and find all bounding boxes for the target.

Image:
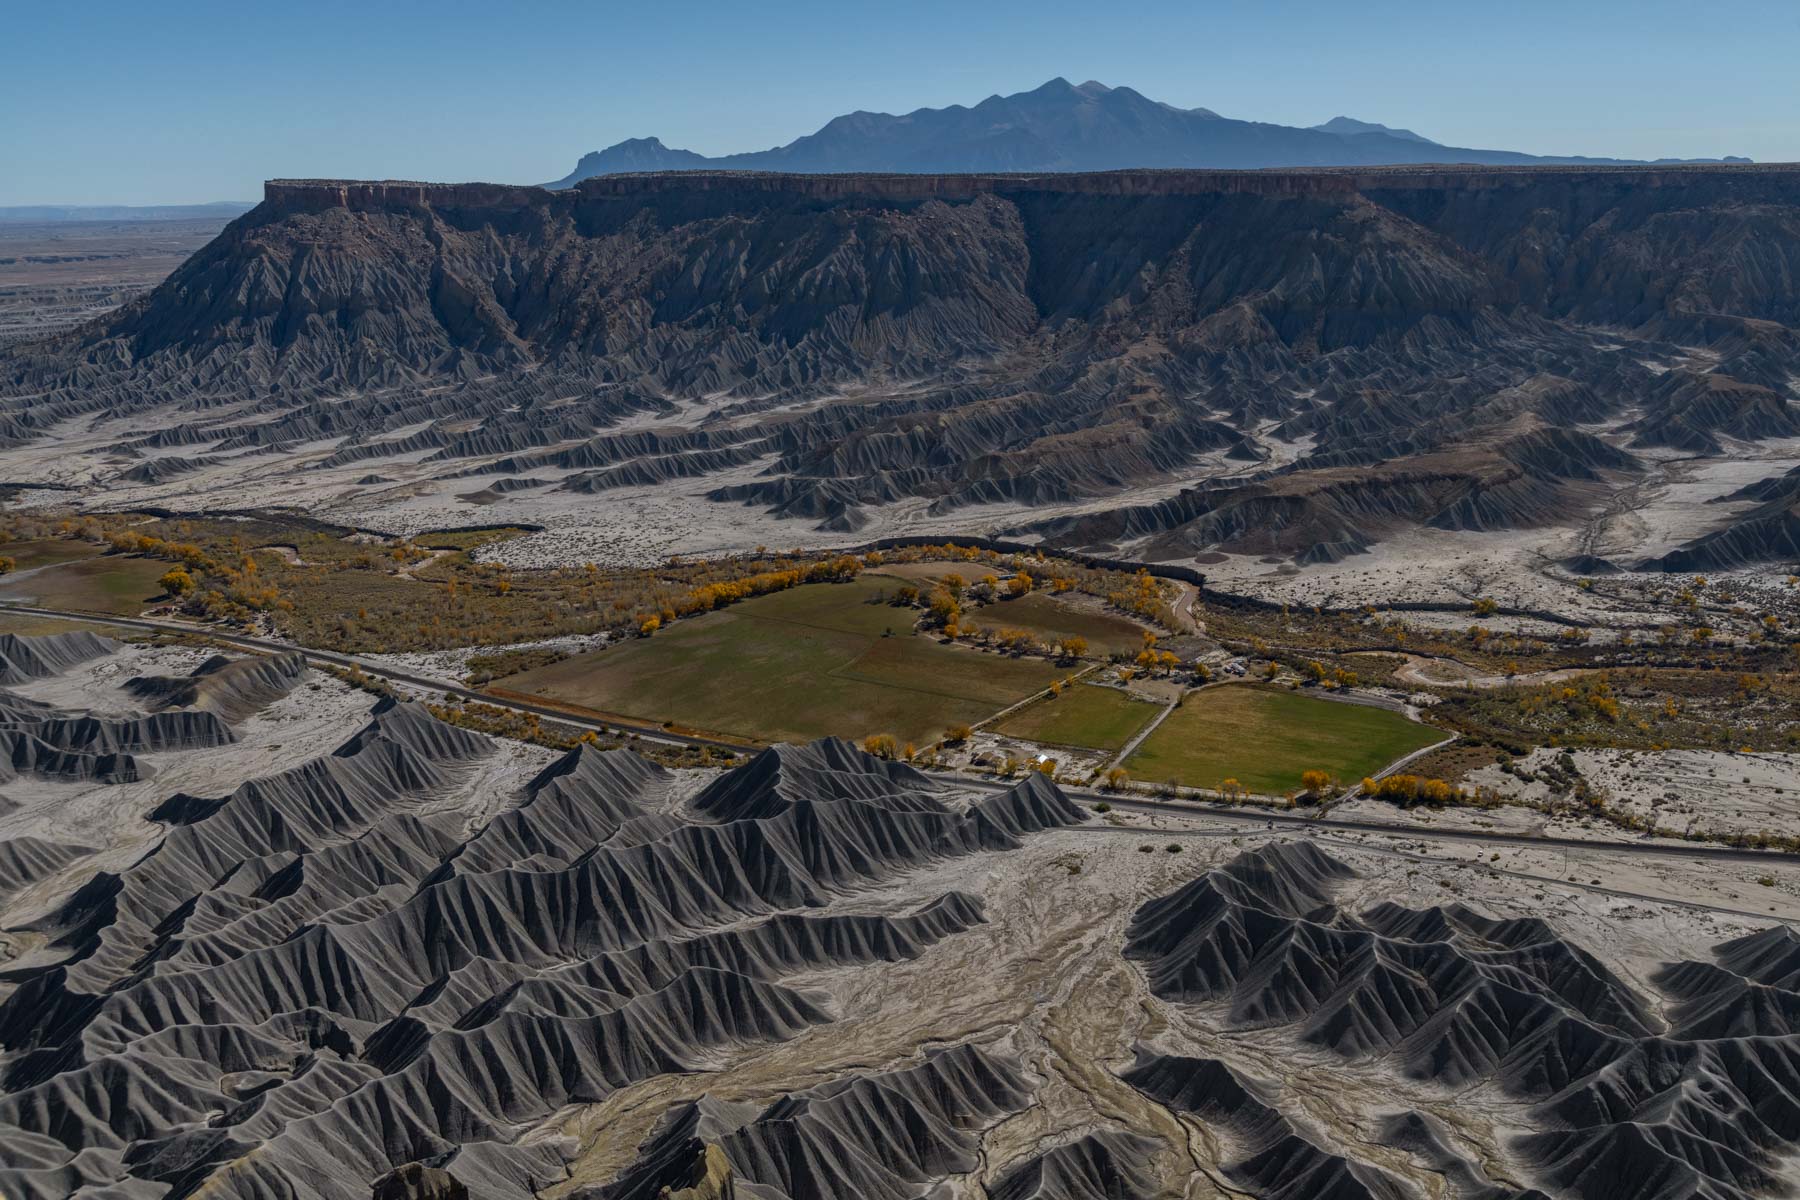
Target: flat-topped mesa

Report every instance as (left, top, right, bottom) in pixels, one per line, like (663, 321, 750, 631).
(264, 161, 1800, 212)
(11, 161, 1797, 579)
(261, 179, 551, 212)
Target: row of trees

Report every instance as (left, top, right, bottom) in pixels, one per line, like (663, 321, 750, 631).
(9, 514, 1190, 660)
(1358, 773, 1496, 807)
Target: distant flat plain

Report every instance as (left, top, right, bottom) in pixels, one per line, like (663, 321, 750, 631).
(0, 217, 231, 344)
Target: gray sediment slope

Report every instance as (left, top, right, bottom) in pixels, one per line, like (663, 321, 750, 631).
(0, 725, 1085, 1200)
(3, 631, 1794, 1200)
(1123, 841, 1800, 1200)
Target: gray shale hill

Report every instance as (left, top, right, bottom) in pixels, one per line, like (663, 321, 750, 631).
(1, 633, 1799, 1199)
(0, 721, 1089, 1200)
(4, 164, 1800, 567)
(1123, 840, 1800, 1200)
(3, 698, 1799, 1198)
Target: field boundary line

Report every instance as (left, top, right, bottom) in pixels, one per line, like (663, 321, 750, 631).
(1105, 691, 1184, 774)
(1322, 731, 1461, 814)
(971, 663, 1103, 733)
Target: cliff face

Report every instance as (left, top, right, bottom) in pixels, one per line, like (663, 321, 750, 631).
(35, 165, 1800, 387)
(4, 166, 1798, 564)
(24, 164, 1785, 390)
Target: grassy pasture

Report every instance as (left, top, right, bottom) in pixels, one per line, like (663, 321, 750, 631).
(0, 553, 172, 615)
(1125, 685, 1442, 796)
(963, 592, 1151, 657)
(497, 574, 1062, 745)
(2, 538, 102, 572)
(993, 684, 1164, 752)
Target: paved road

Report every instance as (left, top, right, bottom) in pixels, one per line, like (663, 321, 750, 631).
(953, 775, 1800, 866)
(10, 601, 1797, 868)
(1066, 825, 1791, 924)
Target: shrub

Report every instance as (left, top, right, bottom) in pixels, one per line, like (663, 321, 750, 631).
(1299, 768, 1335, 798)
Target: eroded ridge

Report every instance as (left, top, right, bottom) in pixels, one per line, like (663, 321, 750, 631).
(0, 724, 1086, 1199)
(5, 170, 1798, 570)
(590, 1042, 1033, 1200)
(0, 633, 119, 685)
(1124, 841, 1800, 1200)
(124, 651, 308, 724)
(0, 633, 246, 785)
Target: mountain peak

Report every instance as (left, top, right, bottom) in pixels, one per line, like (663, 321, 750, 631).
(1310, 115, 1436, 145)
(546, 81, 1744, 187)
(549, 136, 709, 187)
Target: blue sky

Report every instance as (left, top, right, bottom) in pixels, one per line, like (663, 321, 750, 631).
(4, 0, 1797, 205)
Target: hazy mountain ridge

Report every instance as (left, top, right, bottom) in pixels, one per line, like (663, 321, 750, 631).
(550, 78, 1750, 185)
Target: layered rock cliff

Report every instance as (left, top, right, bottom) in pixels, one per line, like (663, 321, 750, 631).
(4, 166, 1798, 565)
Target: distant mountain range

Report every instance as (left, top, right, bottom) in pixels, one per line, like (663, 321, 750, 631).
(0, 201, 254, 224)
(550, 77, 1748, 185)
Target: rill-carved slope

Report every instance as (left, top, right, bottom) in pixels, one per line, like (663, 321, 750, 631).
(5, 168, 1799, 564)
(0, 635, 253, 786)
(1124, 841, 1800, 1200)
(6, 630, 1797, 1200)
(0, 717, 1085, 1200)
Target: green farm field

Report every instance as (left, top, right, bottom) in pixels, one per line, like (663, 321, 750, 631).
(0, 553, 171, 615)
(1125, 685, 1442, 795)
(962, 591, 1150, 656)
(993, 684, 1164, 751)
(497, 574, 1064, 745)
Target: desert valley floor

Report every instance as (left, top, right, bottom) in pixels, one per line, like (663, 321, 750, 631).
(3, 162, 1800, 1200)
(3, 631, 1800, 1200)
